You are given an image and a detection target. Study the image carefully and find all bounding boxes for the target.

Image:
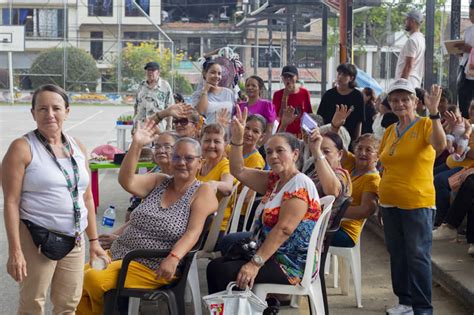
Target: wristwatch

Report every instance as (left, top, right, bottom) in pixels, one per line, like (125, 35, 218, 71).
(251, 254, 265, 267)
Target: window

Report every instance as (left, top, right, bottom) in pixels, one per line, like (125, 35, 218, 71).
(125, 0, 150, 16)
(295, 46, 322, 68)
(252, 47, 281, 68)
(2, 8, 65, 38)
(88, 0, 113, 17)
(91, 32, 103, 60)
(123, 31, 158, 46)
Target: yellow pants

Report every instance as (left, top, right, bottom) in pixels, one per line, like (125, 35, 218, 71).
(77, 258, 175, 315)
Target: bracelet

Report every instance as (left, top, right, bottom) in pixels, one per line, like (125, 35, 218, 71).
(230, 141, 244, 146)
(169, 252, 181, 261)
(315, 154, 326, 161)
(89, 238, 99, 242)
(429, 112, 441, 120)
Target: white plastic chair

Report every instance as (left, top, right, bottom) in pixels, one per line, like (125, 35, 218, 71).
(327, 219, 367, 308)
(226, 185, 257, 234)
(252, 195, 336, 315)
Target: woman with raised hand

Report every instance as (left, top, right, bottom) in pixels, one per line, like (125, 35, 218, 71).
(2, 84, 108, 313)
(192, 61, 236, 124)
(77, 119, 218, 314)
(207, 106, 321, 294)
(378, 80, 445, 315)
(173, 108, 202, 139)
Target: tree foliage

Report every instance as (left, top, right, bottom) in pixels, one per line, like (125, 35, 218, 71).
(30, 47, 100, 91)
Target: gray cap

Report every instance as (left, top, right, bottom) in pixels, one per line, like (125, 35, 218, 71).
(405, 9, 424, 24)
(387, 78, 416, 95)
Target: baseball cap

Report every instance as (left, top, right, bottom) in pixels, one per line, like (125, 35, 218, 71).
(405, 9, 423, 24)
(387, 79, 416, 95)
(144, 62, 160, 70)
(281, 65, 298, 77)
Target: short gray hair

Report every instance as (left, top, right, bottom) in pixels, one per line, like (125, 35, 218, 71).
(173, 137, 202, 156)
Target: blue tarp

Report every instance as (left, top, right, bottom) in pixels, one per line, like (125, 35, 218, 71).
(355, 67, 384, 96)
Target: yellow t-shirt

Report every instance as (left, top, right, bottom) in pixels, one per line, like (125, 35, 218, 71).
(342, 151, 355, 173)
(446, 133, 474, 169)
(378, 117, 436, 209)
(341, 172, 380, 243)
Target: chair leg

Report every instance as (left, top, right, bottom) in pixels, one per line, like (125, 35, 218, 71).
(290, 295, 300, 308)
(187, 257, 202, 315)
(309, 280, 325, 315)
(320, 273, 329, 315)
(351, 247, 363, 308)
(332, 254, 339, 288)
(127, 297, 140, 315)
(324, 253, 331, 275)
(103, 290, 117, 315)
(340, 257, 349, 296)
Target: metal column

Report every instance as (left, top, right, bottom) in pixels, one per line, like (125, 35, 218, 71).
(424, 0, 436, 88)
(448, 0, 461, 101)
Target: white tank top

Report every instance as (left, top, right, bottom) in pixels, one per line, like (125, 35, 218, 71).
(20, 131, 90, 236)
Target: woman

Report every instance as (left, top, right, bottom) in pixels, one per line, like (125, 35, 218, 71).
(272, 65, 312, 138)
(77, 120, 218, 314)
(317, 63, 365, 142)
(2, 84, 108, 313)
(192, 61, 236, 124)
(332, 134, 380, 247)
(207, 106, 321, 293)
(239, 75, 277, 144)
(361, 87, 377, 134)
(173, 108, 202, 139)
(378, 79, 445, 315)
(197, 123, 235, 230)
(100, 131, 179, 245)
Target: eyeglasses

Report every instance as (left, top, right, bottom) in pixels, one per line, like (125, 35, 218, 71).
(153, 144, 173, 152)
(171, 154, 201, 164)
(173, 118, 191, 126)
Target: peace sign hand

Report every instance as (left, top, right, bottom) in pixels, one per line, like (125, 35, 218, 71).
(231, 106, 247, 144)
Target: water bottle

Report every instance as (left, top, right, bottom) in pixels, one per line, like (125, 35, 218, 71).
(101, 205, 116, 234)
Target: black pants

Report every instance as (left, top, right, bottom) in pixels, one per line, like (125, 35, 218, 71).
(206, 256, 291, 294)
(445, 174, 474, 244)
(458, 78, 474, 118)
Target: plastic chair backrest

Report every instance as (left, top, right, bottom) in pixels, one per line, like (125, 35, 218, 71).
(226, 186, 257, 234)
(201, 183, 240, 253)
(300, 195, 335, 289)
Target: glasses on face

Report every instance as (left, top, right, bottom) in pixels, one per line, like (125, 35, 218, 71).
(153, 144, 173, 152)
(173, 118, 190, 126)
(171, 154, 201, 164)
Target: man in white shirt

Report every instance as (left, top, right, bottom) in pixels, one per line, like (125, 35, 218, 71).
(133, 62, 173, 130)
(395, 9, 426, 88)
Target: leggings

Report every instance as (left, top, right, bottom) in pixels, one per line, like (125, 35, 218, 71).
(206, 256, 291, 294)
(445, 174, 474, 244)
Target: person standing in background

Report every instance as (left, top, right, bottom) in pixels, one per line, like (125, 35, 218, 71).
(133, 62, 173, 131)
(394, 9, 426, 88)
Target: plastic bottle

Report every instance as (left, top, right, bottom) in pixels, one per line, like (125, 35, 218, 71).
(101, 205, 116, 234)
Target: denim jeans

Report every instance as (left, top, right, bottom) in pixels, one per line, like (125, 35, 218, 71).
(330, 228, 355, 247)
(434, 166, 462, 226)
(381, 207, 434, 315)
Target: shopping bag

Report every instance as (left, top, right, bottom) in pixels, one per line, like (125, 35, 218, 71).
(202, 281, 268, 315)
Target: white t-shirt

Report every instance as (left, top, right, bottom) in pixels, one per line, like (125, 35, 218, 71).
(395, 32, 426, 88)
(192, 87, 236, 124)
(462, 24, 474, 80)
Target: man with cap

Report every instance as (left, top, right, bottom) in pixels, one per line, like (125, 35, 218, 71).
(133, 61, 173, 130)
(378, 78, 445, 315)
(395, 9, 426, 88)
(273, 65, 312, 138)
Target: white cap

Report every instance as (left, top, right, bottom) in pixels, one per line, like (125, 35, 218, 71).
(387, 78, 416, 95)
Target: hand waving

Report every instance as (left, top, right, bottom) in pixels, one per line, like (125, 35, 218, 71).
(331, 104, 353, 128)
(424, 85, 442, 115)
(217, 108, 231, 129)
(280, 106, 298, 128)
(132, 119, 159, 147)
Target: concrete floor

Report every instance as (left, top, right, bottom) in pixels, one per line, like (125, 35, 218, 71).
(0, 105, 471, 314)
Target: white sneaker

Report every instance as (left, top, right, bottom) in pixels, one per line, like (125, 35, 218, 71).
(386, 304, 414, 315)
(432, 224, 457, 241)
(468, 244, 474, 257)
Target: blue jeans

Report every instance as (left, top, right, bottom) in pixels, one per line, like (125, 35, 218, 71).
(381, 207, 434, 315)
(330, 228, 355, 247)
(434, 166, 462, 226)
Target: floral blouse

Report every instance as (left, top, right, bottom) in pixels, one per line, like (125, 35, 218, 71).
(255, 171, 321, 284)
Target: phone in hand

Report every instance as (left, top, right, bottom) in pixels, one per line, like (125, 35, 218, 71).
(301, 112, 318, 133)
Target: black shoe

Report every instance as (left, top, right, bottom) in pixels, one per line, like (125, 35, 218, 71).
(263, 297, 280, 315)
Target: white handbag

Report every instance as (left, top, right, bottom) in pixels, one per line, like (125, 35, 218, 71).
(202, 282, 268, 315)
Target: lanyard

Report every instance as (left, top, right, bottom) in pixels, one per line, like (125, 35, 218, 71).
(34, 130, 82, 246)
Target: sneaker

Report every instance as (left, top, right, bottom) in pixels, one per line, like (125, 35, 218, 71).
(386, 304, 414, 315)
(432, 224, 457, 241)
(468, 244, 474, 257)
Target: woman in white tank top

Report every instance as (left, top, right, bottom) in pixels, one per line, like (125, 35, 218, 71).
(2, 84, 108, 314)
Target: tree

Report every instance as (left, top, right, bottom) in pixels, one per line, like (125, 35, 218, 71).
(30, 47, 100, 91)
(173, 72, 194, 95)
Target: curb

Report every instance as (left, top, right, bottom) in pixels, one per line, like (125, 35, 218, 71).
(365, 216, 474, 313)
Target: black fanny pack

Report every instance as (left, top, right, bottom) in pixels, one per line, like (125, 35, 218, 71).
(22, 220, 76, 260)
(223, 237, 259, 262)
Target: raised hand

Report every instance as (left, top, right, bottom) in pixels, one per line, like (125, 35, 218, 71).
(331, 104, 353, 128)
(308, 127, 324, 158)
(132, 118, 159, 147)
(231, 105, 247, 144)
(280, 106, 297, 128)
(424, 85, 442, 115)
(217, 107, 231, 129)
(166, 103, 193, 118)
